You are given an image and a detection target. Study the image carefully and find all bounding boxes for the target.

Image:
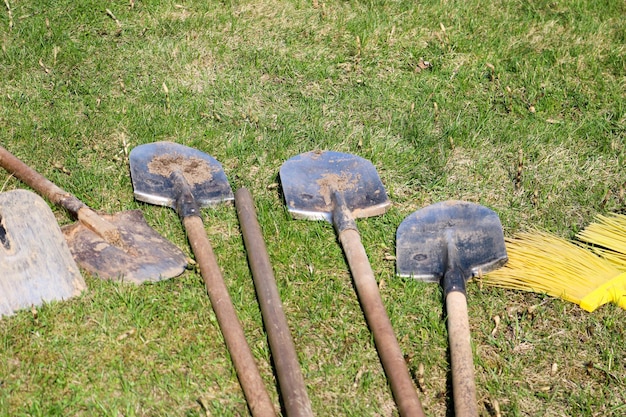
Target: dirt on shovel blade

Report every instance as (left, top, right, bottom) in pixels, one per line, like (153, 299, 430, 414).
(62, 209, 188, 284)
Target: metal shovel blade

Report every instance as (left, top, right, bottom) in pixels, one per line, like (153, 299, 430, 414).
(129, 141, 234, 209)
(396, 200, 507, 281)
(1, 190, 86, 317)
(62, 209, 188, 284)
(279, 151, 390, 222)
(0, 145, 188, 284)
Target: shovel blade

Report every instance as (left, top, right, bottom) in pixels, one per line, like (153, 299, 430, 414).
(396, 201, 507, 281)
(62, 210, 188, 284)
(279, 151, 390, 222)
(129, 141, 234, 209)
(0, 190, 86, 317)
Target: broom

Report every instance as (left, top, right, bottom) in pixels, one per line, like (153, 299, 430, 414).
(481, 231, 626, 312)
(576, 213, 626, 270)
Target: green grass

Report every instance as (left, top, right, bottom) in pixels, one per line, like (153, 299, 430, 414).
(1, 0, 625, 415)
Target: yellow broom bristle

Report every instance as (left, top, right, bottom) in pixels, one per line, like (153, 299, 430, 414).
(577, 213, 626, 270)
(482, 232, 622, 307)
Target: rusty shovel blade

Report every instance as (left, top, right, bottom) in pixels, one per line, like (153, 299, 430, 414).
(0, 144, 188, 284)
(62, 209, 189, 284)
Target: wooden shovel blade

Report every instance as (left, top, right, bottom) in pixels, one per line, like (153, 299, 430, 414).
(0, 190, 86, 317)
(62, 209, 188, 284)
(279, 151, 390, 222)
(396, 200, 507, 281)
(129, 141, 234, 209)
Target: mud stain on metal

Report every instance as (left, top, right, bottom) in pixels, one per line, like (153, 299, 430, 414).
(316, 172, 360, 205)
(62, 209, 187, 283)
(148, 153, 216, 185)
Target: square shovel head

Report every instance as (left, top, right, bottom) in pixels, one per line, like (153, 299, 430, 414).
(279, 151, 390, 222)
(1, 190, 86, 317)
(129, 141, 233, 209)
(396, 201, 507, 282)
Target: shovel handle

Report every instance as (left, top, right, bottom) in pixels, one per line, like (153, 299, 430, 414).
(0, 145, 87, 211)
(446, 291, 478, 417)
(0, 145, 120, 242)
(183, 215, 276, 417)
(235, 188, 314, 417)
(338, 228, 425, 417)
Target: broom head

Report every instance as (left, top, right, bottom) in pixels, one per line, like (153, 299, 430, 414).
(482, 231, 626, 312)
(576, 213, 626, 270)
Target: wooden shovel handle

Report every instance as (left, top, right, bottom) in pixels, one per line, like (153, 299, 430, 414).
(338, 228, 425, 417)
(446, 291, 478, 417)
(235, 188, 314, 417)
(183, 215, 276, 417)
(0, 145, 88, 211)
(0, 145, 120, 241)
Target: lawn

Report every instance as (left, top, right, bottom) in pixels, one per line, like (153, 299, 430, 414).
(1, 0, 624, 416)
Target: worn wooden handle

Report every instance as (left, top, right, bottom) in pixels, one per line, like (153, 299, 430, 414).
(0, 145, 83, 211)
(235, 188, 314, 417)
(0, 145, 121, 242)
(339, 228, 425, 417)
(183, 215, 276, 417)
(446, 291, 478, 417)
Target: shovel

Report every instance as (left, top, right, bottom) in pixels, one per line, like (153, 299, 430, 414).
(0, 145, 187, 283)
(279, 151, 425, 417)
(396, 201, 508, 417)
(129, 141, 276, 417)
(1, 189, 86, 317)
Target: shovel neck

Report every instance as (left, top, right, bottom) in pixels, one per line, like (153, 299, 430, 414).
(331, 191, 357, 234)
(171, 170, 201, 219)
(443, 268, 468, 296)
(443, 235, 469, 296)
